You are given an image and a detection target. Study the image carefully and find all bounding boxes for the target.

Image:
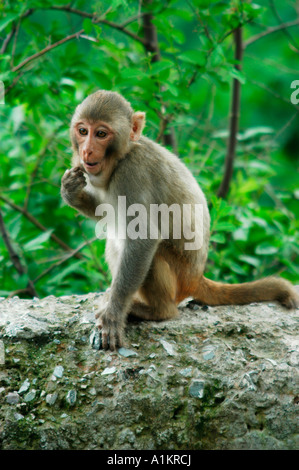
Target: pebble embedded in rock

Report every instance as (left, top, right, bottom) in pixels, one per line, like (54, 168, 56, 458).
(6, 391, 20, 404)
(53, 366, 64, 378)
(179, 367, 193, 377)
(160, 339, 177, 356)
(189, 380, 205, 399)
(101, 366, 116, 376)
(89, 329, 101, 350)
(24, 390, 36, 402)
(118, 347, 138, 357)
(0, 340, 5, 365)
(46, 393, 58, 406)
(66, 389, 77, 406)
(18, 379, 30, 394)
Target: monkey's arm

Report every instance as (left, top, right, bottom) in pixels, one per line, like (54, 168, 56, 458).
(61, 167, 98, 219)
(95, 237, 159, 350)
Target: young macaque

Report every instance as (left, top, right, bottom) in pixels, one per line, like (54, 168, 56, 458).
(61, 90, 298, 350)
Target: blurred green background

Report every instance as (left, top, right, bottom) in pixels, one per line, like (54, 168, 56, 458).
(0, 0, 298, 299)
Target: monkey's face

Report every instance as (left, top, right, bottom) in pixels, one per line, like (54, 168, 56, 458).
(74, 121, 115, 175)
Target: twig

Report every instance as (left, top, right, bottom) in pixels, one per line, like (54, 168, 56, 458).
(33, 236, 101, 283)
(142, 0, 177, 152)
(245, 18, 299, 48)
(24, 148, 47, 211)
(217, 27, 243, 199)
(248, 76, 299, 111)
(10, 18, 21, 67)
(10, 9, 146, 77)
(49, 5, 147, 45)
(0, 8, 34, 54)
(12, 29, 84, 73)
(4, 71, 25, 96)
(0, 208, 38, 297)
(269, 0, 299, 51)
(23, 129, 63, 211)
(7, 288, 34, 299)
(0, 208, 24, 274)
(0, 195, 84, 259)
(143, 8, 161, 62)
(0, 25, 16, 55)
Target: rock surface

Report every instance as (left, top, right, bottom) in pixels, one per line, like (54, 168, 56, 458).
(0, 292, 298, 450)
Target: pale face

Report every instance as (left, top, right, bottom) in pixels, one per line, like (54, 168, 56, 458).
(74, 121, 115, 175)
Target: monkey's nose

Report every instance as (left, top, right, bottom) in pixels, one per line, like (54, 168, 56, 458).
(83, 150, 93, 161)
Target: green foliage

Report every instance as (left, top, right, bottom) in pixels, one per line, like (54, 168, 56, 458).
(0, 0, 298, 299)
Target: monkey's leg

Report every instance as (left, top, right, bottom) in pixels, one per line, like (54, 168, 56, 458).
(129, 255, 179, 321)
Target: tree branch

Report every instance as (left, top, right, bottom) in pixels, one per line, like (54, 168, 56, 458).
(142, 1, 177, 153)
(49, 5, 147, 45)
(245, 18, 299, 48)
(0, 208, 38, 297)
(33, 236, 99, 283)
(0, 208, 23, 274)
(0, 195, 84, 259)
(0, 8, 34, 54)
(12, 29, 84, 73)
(217, 27, 243, 199)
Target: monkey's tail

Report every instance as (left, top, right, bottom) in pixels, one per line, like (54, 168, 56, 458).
(193, 276, 298, 309)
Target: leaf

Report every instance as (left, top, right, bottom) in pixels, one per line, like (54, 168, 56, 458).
(230, 262, 248, 275)
(49, 260, 83, 284)
(83, 18, 93, 35)
(120, 68, 147, 80)
(179, 50, 206, 67)
(150, 60, 173, 75)
(60, 78, 76, 87)
(0, 13, 19, 33)
(239, 255, 261, 268)
(255, 243, 278, 255)
(214, 222, 236, 232)
(233, 227, 249, 241)
(238, 127, 274, 141)
(230, 68, 246, 84)
(238, 179, 260, 194)
(209, 45, 224, 67)
(210, 233, 226, 244)
(166, 82, 179, 97)
(11, 105, 25, 133)
(23, 230, 53, 252)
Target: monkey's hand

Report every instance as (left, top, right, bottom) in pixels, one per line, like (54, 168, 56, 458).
(61, 167, 87, 207)
(61, 167, 98, 218)
(95, 303, 126, 351)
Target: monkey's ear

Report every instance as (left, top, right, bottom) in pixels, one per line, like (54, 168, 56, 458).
(130, 112, 146, 141)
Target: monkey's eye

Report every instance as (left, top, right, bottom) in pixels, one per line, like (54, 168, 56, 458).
(78, 128, 88, 136)
(96, 130, 107, 138)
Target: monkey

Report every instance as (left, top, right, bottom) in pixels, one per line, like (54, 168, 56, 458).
(61, 90, 299, 351)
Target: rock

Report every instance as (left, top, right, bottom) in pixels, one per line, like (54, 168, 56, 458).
(101, 366, 116, 376)
(24, 390, 36, 402)
(0, 340, 5, 365)
(18, 379, 30, 394)
(189, 379, 205, 398)
(118, 347, 138, 357)
(53, 366, 64, 379)
(160, 339, 177, 356)
(46, 393, 58, 406)
(0, 292, 298, 450)
(65, 390, 77, 406)
(89, 328, 101, 350)
(6, 391, 20, 404)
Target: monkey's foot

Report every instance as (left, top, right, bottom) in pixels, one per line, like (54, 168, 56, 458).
(95, 307, 125, 351)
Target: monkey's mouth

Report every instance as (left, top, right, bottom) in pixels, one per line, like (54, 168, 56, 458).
(83, 161, 101, 173)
